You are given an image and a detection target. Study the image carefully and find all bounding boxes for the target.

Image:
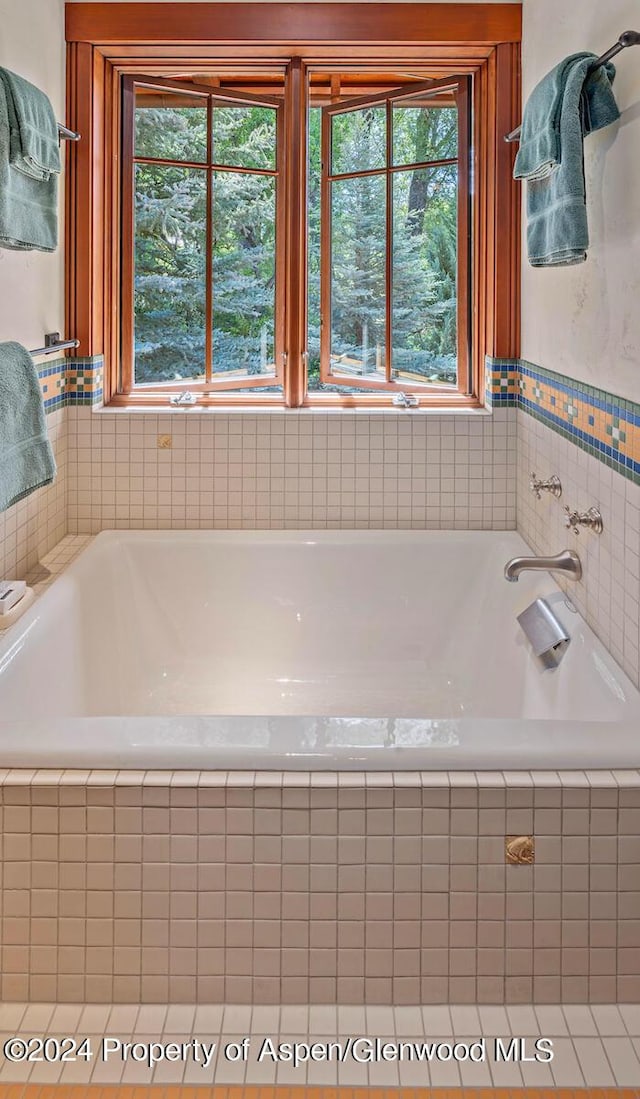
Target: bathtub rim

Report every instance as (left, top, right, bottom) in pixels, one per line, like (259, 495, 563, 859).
(0, 713, 639, 771)
(2, 528, 639, 773)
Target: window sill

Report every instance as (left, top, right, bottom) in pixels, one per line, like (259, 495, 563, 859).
(91, 402, 494, 417)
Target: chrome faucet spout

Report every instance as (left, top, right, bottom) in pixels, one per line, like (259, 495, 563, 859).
(504, 549, 582, 583)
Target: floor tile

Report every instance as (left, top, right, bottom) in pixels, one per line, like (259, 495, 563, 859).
(572, 1035, 617, 1085)
(562, 1004, 599, 1036)
(135, 1005, 168, 1033)
(420, 1005, 453, 1035)
(0, 1001, 640, 1093)
(591, 1003, 628, 1035)
(601, 1034, 640, 1085)
(620, 1002, 640, 1035)
(548, 1035, 585, 1085)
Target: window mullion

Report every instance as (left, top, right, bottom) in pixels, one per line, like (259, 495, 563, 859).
(284, 58, 307, 407)
(455, 76, 472, 397)
(205, 96, 213, 384)
(385, 96, 392, 383)
(319, 98, 331, 389)
(120, 76, 136, 394)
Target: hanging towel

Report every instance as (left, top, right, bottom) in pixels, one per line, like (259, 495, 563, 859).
(0, 81, 58, 252)
(0, 67, 61, 181)
(514, 53, 620, 267)
(0, 342, 56, 513)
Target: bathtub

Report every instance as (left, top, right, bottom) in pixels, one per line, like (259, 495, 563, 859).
(0, 529, 639, 770)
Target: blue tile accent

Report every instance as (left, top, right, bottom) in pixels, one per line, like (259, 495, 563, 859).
(38, 356, 104, 413)
(489, 355, 640, 487)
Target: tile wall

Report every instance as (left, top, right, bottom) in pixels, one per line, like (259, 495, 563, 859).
(0, 404, 67, 582)
(517, 411, 640, 690)
(486, 353, 640, 691)
(1, 771, 639, 1006)
(64, 403, 517, 533)
(516, 409, 640, 695)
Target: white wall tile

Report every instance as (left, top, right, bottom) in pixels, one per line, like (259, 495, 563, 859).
(65, 407, 517, 534)
(517, 411, 640, 688)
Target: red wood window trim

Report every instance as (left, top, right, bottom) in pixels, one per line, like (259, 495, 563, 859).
(65, 3, 521, 410)
(66, 4, 522, 45)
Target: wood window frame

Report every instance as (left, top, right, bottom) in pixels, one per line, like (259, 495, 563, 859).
(120, 73, 285, 395)
(319, 75, 471, 397)
(65, 2, 522, 410)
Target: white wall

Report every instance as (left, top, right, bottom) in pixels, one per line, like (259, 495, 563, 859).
(0, 0, 67, 581)
(0, 0, 65, 351)
(521, 0, 640, 400)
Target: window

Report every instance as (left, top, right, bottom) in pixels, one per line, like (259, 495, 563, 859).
(317, 77, 470, 397)
(122, 77, 285, 395)
(65, 4, 522, 409)
(121, 68, 471, 407)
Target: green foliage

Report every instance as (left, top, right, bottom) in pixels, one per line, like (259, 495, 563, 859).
(133, 101, 276, 383)
(133, 89, 460, 391)
(307, 99, 459, 391)
(134, 163, 207, 380)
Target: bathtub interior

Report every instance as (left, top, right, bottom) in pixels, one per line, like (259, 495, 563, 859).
(0, 529, 639, 725)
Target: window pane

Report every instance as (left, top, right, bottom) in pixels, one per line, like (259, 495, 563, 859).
(392, 90, 458, 167)
(331, 105, 386, 176)
(212, 171, 277, 379)
(330, 174, 386, 380)
(212, 105, 277, 170)
(392, 165, 458, 386)
(307, 106, 322, 390)
(134, 88, 208, 162)
(133, 164, 206, 385)
(310, 107, 381, 395)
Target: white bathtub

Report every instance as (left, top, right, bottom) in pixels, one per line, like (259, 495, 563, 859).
(0, 530, 639, 769)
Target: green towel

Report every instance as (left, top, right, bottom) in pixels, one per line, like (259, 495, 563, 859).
(0, 341, 57, 513)
(0, 67, 61, 181)
(0, 81, 58, 252)
(514, 53, 620, 267)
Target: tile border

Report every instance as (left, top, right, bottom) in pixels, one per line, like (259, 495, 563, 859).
(38, 356, 104, 411)
(53, 353, 640, 493)
(487, 357, 640, 486)
(43, 350, 639, 492)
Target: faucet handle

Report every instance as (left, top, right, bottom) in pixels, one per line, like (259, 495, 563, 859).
(530, 473, 562, 500)
(564, 505, 603, 535)
(392, 392, 419, 409)
(169, 390, 197, 406)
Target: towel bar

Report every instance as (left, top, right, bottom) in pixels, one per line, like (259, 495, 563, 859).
(29, 333, 80, 356)
(505, 29, 640, 143)
(58, 123, 81, 142)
